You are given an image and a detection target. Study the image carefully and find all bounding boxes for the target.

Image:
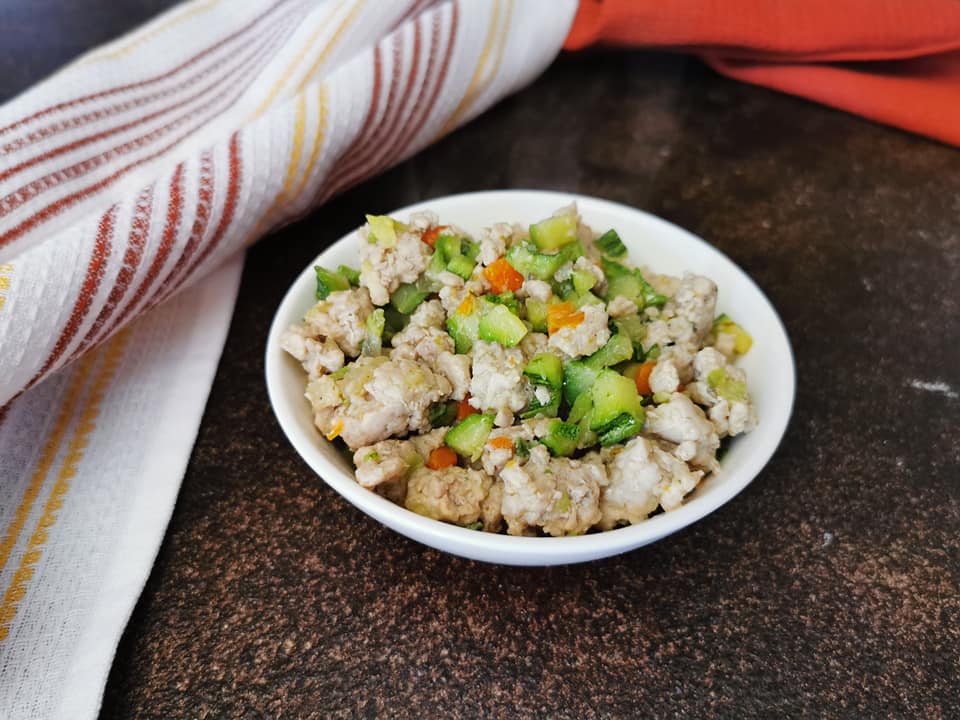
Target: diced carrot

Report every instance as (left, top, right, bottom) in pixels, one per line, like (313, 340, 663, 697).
(421, 224, 449, 248)
(634, 361, 656, 395)
(547, 301, 584, 335)
(456, 295, 475, 316)
(426, 446, 458, 470)
(482, 257, 524, 294)
(487, 436, 514, 450)
(456, 397, 480, 421)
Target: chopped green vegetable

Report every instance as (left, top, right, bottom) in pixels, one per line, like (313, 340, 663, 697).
(446, 253, 476, 280)
(361, 309, 385, 356)
(521, 387, 560, 419)
(478, 304, 528, 347)
(444, 413, 494, 460)
(337, 265, 360, 286)
(713, 314, 753, 354)
(365, 214, 403, 247)
(595, 229, 627, 257)
(562, 360, 599, 406)
(590, 369, 644, 436)
(363, 451, 380, 462)
(652, 391, 673, 404)
(435, 234, 463, 261)
(707, 367, 748, 402)
(461, 238, 480, 262)
(613, 315, 646, 359)
(314, 266, 351, 300)
(558, 240, 586, 264)
(447, 303, 482, 354)
(530, 211, 578, 251)
(524, 353, 563, 389)
(566, 393, 592, 425)
(488, 292, 521, 316)
(514, 438, 531, 458)
(464, 521, 484, 531)
(525, 299, 549, 332)
(429, 401, 458, 428)
(584, 333, 633, 370)
(506, 243, 566, 280)
(597, 413, 644, 446)
(572, 269, 597, 295)
(554, 491, 571, 513)
(389, 282, 430, 315)
(644, 344, 661, 361)
(601, 258, 667, 309)
(542, 419, 580, 457)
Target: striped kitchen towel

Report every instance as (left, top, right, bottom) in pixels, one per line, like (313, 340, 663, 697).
(0, 1, 577, 717)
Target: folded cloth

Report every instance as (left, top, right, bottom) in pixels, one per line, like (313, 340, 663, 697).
(565, 0, 960, 146)
(0, 1, 577, 717)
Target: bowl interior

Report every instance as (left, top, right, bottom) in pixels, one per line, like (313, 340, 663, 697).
(266, 190, 795, 565)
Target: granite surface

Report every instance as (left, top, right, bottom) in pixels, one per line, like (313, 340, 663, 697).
(3, 2, 958, 718)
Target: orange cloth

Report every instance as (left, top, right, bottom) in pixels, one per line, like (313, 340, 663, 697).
(565, 0, 960, 146)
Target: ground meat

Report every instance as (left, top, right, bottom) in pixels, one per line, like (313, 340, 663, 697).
(359, 226, 432, 306)
(548, 304, 610, 358)
(574, 256, 606, 296)
(280, 326, 345, 378)
(479, 222, 512, 266)
(520, 279, 552, 302)
(469, 340, 528, 427)
(687, 347, 757, 437)
(500, 445, 607, 536)
(404, 466, 495, 527)
(352, 439, 421, 505)
(435, 351, 471, 400)
(597, 437, 662, 529)
(606, 295, 638, 318)
(389, 300, 456, 363)
(300, 287, 374, 358)
(306, 356, 452, 449)
(518, 332, 550, 362)
(644, 392, 720, 472)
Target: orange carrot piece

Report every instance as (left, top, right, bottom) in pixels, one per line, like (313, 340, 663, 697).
(421, 224, 449, 247)
(487, 436, 514, 450)
(482, 257, 524, 294)
(547, 301, 585, 335)
(456, 295, 475, 315)
(456, 397, 480, 421)
(634, 361, 656, 395)
(426, 446, 458, 469)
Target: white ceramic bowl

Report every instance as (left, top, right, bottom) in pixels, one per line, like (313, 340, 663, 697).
(266, 190, 795, 565)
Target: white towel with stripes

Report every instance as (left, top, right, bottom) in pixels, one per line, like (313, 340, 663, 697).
(0, 1, 577, 717)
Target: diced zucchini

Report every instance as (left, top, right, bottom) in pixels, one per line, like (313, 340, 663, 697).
(707, 367, 748, 402)
(478, 304, 528, 347)
(429, 401, 458, 428)
(524, 353, 563, 389)
(559, 240, 586, 264)
(601, 258, 667, 309)
(435, 234, 462, 260)
(590, 369, 643, 432)
(713, 313, 753, 354)
(520, 386, 560, 420)
(598, 413, 643, 446)
(506, 244, 565, 280)
(530, 211, 578, 251)
(390, 282, 430, 315)
(644, 344, 661, 361)
(573, 291, 604, 309)
(525, 299, 549, 332)
(444, 413, 494, 460)
(446, 253, 476, 280)
(562, 360, 599, 406)
(365, 214, 402, 247)
(447, 311, 480, 354)
(461, 238, 480, 262)
(488, 292, 521, 316)
(554, 278, 577, 301)
(542, 419, 581, 457)
(572, 269, 596, 295)
(314, 266, 351, 300)
(566, 393, 592, 424)
(584, 333, 633, 370)
(337, 264, 361, 286)
(595, 229, 627, 257)
(613, 315, 646, 358)
(361, 309, 385, 356)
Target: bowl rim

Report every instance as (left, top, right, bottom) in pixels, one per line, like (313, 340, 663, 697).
(265, 189, 796, 565)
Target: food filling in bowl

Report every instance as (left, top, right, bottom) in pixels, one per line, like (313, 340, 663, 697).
(281, 205, 757, 536)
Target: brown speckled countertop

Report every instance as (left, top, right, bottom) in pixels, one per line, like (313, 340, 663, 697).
(5, 2, 958, 717)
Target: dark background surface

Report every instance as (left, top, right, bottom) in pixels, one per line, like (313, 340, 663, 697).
(3, 2, 958, 718)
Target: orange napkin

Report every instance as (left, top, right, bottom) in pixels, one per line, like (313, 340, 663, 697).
(565, 0, 960, 146)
